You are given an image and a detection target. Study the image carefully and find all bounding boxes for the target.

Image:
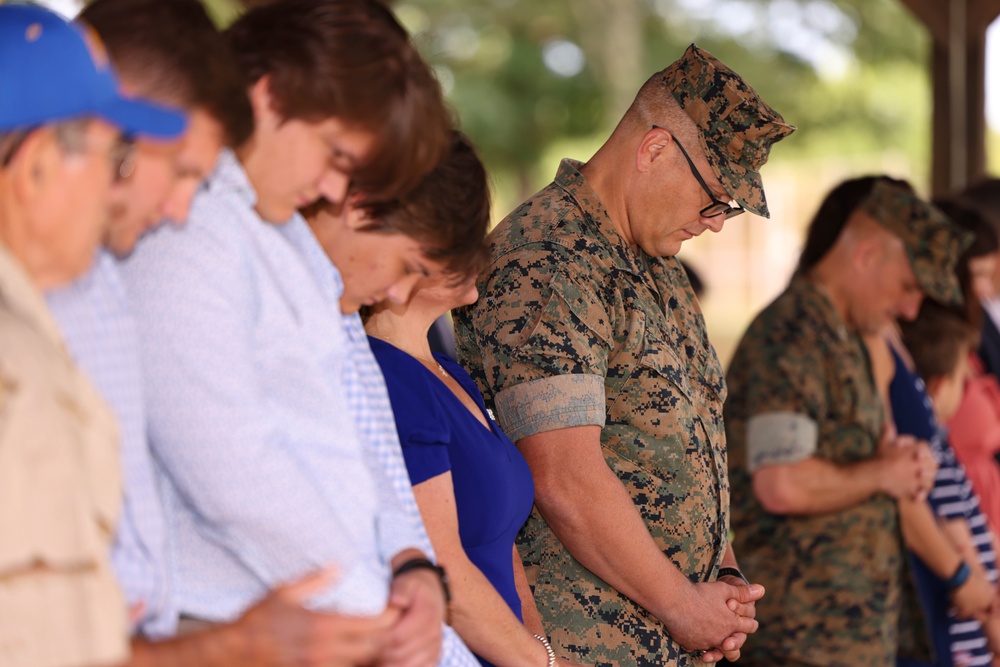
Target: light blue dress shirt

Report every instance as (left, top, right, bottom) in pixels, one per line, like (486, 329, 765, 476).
(119, 150, 423, 620)
(46, 251, 176, 639)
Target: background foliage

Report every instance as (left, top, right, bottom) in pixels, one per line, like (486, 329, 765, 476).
(182, 0, 962, 361)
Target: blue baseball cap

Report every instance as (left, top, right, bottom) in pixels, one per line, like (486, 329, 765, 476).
(0, 4, 186, 138)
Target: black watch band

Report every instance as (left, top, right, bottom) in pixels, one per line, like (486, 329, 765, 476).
(393, 557, 451, 603)
(946, 561, 971, 591)
(718, 567, 750, 585)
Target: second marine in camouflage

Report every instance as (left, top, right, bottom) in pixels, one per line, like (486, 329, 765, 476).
(726, 178, 961, 666)
(457, 44, 792, 666)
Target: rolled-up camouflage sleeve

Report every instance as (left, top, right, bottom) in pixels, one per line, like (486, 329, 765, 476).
(471, 244, 611, 442)
(495, 374, 605, 442)
(733, 321, 829, 471)
(746, 410, 819, 472)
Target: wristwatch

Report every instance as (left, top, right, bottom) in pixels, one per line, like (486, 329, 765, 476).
(392, 557, 451, 603)
(717, 567, 750, 585)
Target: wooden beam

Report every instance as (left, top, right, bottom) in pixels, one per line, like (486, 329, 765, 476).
(902, 0, 995, 196)
(899, 0, 950, 43)
(902, 0, 1000, 40)
(970, 0, 1000, 29)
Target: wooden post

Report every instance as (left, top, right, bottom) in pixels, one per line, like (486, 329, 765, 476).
(899, 0, 1000, 196)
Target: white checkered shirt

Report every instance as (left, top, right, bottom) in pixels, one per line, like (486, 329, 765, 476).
(46, 251, 176, 639)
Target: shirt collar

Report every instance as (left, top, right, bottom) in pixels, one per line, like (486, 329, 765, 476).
(0, 242, 70, 351)
(791, 273, 851, 343)
(552, 159, 647, 276)
(208, 148, 258, 209)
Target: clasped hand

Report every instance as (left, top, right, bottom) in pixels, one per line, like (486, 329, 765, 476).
(661, 578, 764, 664)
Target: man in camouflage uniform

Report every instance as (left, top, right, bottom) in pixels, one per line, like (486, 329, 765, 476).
(456, 45, 793, 666)
(726, 178, 961, 666)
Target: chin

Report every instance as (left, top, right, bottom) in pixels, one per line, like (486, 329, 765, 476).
(106, 232, 138, 260)
(660, 244, 682, 258)
(257, 200, 296, 224)
(644, 240, 681, 258)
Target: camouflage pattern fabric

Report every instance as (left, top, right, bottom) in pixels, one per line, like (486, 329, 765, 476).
(661, 43, 795, 219)
(725, 275, 902, 667)
(455, 159, 729, 667)
(861, 179, 974, 307)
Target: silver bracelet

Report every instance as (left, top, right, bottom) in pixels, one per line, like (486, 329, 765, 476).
(533, 634, 556, 667)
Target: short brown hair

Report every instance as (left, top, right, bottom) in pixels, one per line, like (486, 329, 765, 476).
(933, 198, 999, 328)
(310, 131, 490, 281)
(80, 0, 253, 147)
(226, 0, 451, 200)
(899, 299, 977, 383)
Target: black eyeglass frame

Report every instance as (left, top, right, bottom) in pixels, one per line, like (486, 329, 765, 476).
(651, 125, 744, 220)
(1, 125, 135, 181)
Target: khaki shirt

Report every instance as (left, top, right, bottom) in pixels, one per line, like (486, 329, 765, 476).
(725, 275, 901, 667)
(0, 244, 126, 667)
(456, 160, 729, 666)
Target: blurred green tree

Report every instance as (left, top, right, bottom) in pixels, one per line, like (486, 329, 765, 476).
(199, 0, 933, 201)
(396, 0, 931, 199)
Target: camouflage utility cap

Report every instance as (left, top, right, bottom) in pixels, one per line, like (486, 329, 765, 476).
(862, 179, 973, 306)
(662, 43, 795, 218)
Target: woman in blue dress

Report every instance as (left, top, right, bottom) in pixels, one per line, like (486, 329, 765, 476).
(365, 254, 574, 664)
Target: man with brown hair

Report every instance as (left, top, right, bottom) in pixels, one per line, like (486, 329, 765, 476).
(120, 1, 472, 665)
(47, 0, 249, 638)
(77, 0, 253, 255)
(456, 44, 793, 666)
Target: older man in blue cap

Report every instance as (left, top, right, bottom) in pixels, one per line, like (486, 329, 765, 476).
(0, 5, 183, 667)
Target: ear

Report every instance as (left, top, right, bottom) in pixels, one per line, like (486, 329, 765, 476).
(8, 128, 60, 210)
(249, 75, 276, 126)
(636, 126, 672, 174)
(853, 236, 884, 273)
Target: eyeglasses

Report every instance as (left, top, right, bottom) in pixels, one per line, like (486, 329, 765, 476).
(652, 125, 744, 220)
(0, 129, 32, 168)
(1, 125, 135, 181)
(62, 127, 136, 181)
(110, 137, 136, 180)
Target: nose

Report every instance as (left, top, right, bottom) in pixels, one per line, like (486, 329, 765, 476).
(317, 167, 351, 206)
(897, 292, 924, 322)
(161, 180, 200, 226)
(701, 214, 726, 233)
(386, 273, 422, 305)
